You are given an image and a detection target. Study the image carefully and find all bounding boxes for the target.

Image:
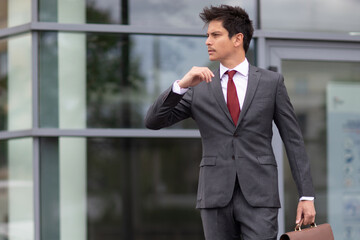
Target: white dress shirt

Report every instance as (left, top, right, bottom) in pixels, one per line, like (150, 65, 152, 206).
(172, 59, 314, 202)
(219, 59, 249, 108)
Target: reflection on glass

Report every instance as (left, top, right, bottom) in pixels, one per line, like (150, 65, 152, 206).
(60, 138, 86, 240)
(0, 34, 32, 131)
(86, 34, 212, 129)
(261, 0, 360, 32)
(130, 0, 256, 28)
(39, 0, 256, 28)
(0, 0, 31, 29)
(0, 139, 34, 240)
(59, 32, 86, 129)
(39, 137, 203, 239)
(41, 32, 262, 129)
(87, 137, 203, 239)
(281, 60, 360, 235)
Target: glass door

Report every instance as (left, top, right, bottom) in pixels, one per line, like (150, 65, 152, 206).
(268, 41, 360, 240)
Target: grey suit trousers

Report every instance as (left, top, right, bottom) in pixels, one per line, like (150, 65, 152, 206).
(200, 180, 278, 240)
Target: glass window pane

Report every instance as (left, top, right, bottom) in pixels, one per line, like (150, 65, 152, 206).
(39, 32, 255, 129)
(39, 0, 257, 28)
(0, 0, 31, 29)
(0, 138, 34, 240)
(281, 60, 360, 239)
(39, 137, 203, 240)
(88, 138, 203, 240)
(261, 0, 360, 33)
(130, 0, 256, 28)
(0, 34, 32, 131)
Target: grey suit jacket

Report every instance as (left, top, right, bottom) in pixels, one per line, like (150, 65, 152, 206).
(145, 65, 315, 209)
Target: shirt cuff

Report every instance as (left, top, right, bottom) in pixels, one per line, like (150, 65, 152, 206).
(299, 196, 315, 201)
(172, 80, 189, 95)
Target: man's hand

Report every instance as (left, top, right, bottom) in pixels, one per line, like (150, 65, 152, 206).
(178, 66, 214, 88)
(296, 200, 316, 225)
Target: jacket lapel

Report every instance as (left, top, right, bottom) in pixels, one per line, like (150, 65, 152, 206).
(236, 65, 261, 128)
(210, 69, 234, 125)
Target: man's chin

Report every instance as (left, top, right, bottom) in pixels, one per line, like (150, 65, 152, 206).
(208, 56, 218, 61)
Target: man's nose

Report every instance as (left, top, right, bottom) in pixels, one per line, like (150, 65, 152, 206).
(205, 37, 211, 45)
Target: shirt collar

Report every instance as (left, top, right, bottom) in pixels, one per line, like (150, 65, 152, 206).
(220, 58, 249, 79)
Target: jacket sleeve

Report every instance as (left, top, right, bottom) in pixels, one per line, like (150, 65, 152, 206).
(273, 74, 315, 198)
(145, 86, 193, 130)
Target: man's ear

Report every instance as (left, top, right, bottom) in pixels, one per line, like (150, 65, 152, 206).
(233, 33, 244, 48)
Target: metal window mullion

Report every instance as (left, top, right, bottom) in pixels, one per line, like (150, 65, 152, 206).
(32, 129, 201, 138)
(256, 0, 261, 29)
(32, 0, 38, 23)
(2, 24, 360, 43)
(0, 129, 201, 140)
(0, 130, 33, 139)
(31, 0, 41, 237)
(32, 32, 39, 130)
(31, 0, 40, 236)
(0, 23, 32, 39)
(31, 22, 206, 37)
(32, 137, 41, 240)
(256, 36, 266, 69)
(254, 29, 360, 42)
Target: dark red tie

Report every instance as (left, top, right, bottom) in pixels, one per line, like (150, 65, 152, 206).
(226, 70, 240, 125)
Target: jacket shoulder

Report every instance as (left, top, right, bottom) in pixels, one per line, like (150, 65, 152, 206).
(251, 65, 282, 79)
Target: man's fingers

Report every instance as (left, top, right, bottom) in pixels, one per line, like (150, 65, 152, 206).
(180, 67, 215, 88)
(303, 212, 316, 225)
(296, 200, 316, 225)
(295, 207, 303, 224)
(194, 67, 214, 83)
(201, 72, 210, 82)
(200, 68, 214, 83)
(207, 71, 214, 82)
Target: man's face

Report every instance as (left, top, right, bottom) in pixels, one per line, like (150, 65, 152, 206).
(206, 20, 237, 63)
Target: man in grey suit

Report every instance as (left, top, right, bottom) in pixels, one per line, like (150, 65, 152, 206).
(145, 5, 316, 240)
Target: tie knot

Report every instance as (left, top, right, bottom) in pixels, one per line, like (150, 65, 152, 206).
(226, 70, 237, 79)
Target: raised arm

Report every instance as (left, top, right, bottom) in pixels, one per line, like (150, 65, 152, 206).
(145, 66, 214, 130)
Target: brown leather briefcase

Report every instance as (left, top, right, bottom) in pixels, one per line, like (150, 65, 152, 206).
(280, 222, 334, 240)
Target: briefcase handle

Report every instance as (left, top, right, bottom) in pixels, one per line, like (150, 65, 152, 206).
(295, 219, 317, 231)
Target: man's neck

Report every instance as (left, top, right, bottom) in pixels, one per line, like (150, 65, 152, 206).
(221, 56, 246, 69)
(220, 54, 246, 69)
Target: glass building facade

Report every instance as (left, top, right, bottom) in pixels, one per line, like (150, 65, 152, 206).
(1, 1, 360, 240)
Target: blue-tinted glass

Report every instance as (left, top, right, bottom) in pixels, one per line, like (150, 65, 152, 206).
(39, 0, 257, 28)
(40, 32, 264, 129)
(86, 137, 203, 239)
(39, 137, 203, 239)
(0, 139, 34, 239)
(261, 0, 360, 33)
(0, 34, 32, 131)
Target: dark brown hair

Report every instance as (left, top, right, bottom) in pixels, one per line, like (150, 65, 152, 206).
(200, 5, 254, 53)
